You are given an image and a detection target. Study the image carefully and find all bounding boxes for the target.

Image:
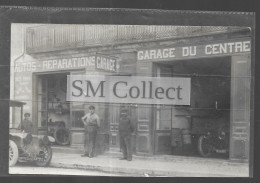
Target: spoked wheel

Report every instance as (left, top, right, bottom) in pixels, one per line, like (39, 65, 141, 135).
(198, 135, 213, 157)
(9, 140, 19, 166)
(35, 145, 52, 167)
(54, 127, 70, 146)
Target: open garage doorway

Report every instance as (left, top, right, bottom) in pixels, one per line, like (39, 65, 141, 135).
(153, 56, 231, 159)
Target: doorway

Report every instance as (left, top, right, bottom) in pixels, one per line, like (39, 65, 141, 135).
(35, 72, 70, 137)
(109, 103, 137, 153)
(154, 57, 231, 157)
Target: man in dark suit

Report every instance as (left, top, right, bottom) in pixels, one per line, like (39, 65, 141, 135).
(119, 109, 134, 161)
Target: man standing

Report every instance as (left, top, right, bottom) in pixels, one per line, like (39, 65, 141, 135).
(81, 106, 100, 158)
(18, 113, 34, 134)
(119, 109, 134, 161)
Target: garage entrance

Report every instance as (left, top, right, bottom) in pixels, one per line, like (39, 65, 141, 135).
(153, 57, 231, 158)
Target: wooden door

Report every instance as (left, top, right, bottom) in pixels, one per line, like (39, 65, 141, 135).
(154, 64, 173, 154)
(109, 104, 120, 150)
(109, 104, 136, 152)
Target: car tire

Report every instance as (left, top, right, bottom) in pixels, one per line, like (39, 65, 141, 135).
(9, 140, 19, 166)
(35, 145, 52, 167)
(198, 135, 213, 157)
(54, 127, 70, 146)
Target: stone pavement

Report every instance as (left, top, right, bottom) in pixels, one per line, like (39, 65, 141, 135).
(50, 147, 249, 177)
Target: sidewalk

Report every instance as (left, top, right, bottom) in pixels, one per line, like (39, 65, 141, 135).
(50, 147, 249, 177)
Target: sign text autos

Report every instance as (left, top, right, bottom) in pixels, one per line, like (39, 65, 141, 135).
(14, 55, 117, 73)
(137, 40, 251, 61)
(67, 75, 191, 105)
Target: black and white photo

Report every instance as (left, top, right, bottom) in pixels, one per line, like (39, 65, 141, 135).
(7, 12, 255, 177)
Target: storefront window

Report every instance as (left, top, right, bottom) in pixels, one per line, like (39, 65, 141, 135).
(71, 110, 84, 128)
(70, 101, 85, 128)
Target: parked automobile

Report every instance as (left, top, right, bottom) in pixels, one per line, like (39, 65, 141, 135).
(9, 100, 55, 166)
(197, 125, 229, 157)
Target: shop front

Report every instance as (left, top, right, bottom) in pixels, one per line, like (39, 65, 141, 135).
(13, 53, 122, 154)
(133, 36, 251, 160)
(11, 24, 252, 161)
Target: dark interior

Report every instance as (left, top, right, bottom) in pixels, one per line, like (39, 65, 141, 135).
(155, 56, 231, 158)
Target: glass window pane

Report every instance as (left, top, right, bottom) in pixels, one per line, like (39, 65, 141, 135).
(72, 111, 84, 128)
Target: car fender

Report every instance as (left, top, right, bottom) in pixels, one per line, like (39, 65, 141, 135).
(48, 136, 55, 143)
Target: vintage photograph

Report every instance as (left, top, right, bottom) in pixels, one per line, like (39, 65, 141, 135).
(9, 23, 253, 177)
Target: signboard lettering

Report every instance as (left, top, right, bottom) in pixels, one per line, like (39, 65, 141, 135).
(14, 62, 36, 72)
(42, 56, 95, 70)
(137, 40, 251, 61)
(14, 55, 117, 73)
(96, 56, 116, 72)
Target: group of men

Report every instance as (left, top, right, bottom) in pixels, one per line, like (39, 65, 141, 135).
(81, 105, 134, 161)
(18, 105, 135, 161)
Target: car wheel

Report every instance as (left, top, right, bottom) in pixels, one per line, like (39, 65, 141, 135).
(54, 127, 70, 146)
(198, 135, 213, 157)
(35, 146, 52, 167)
(9, 140, 19, 166)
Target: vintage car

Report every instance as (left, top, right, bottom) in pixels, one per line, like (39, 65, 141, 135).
(197, 124, 229, 158)
(9, 100, 55, 167)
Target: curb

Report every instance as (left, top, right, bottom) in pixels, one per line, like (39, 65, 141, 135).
(52, 146, 248, 166)
(49, 157, 248, 177)
(49, 162, 232, 177)
(50, 148, 249, 177)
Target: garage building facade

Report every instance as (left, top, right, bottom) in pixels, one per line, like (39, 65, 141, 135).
(10, 24, 253, 161)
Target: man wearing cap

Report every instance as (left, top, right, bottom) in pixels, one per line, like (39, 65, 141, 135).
(18, 113, 34, 134)
(81, 106, 100, 158)
(119, 109, 134, 161)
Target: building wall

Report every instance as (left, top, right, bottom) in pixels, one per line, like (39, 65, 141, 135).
(10, 27, 252, 160)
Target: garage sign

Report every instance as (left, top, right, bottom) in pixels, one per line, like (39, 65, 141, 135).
(14, 55, 117, 73)
(137, 40, 251, 61)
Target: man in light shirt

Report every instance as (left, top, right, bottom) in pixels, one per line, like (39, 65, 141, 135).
(81, 105, 100, 158)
